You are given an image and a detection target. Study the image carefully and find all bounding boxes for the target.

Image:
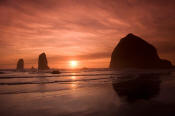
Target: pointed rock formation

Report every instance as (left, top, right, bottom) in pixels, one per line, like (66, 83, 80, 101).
(110, 33, 173, 69)
(16, 59, 24, 71)
(38, 52, 49, 70)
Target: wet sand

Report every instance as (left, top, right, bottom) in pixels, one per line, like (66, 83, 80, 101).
(0, 69, 175, 116)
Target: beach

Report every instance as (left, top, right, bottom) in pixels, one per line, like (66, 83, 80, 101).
(0, 69, 175, 116)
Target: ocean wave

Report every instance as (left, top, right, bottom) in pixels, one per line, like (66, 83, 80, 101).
(0, 87, 73, 95)
(0, 76, 115, 85)
(0, 73, 120, 79)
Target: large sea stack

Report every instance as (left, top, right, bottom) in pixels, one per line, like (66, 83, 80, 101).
(16, 59, 24, 71)
(38, 52, 49, 70)
(110, 33, 172, 69)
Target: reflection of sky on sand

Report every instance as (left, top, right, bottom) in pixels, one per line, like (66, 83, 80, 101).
(0, 84, 121, 116)
(1, 70, 175, 116)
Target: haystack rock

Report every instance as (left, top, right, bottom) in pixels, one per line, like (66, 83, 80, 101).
(38, 52, 49, 70)
(110, 33, 173, 69)
(16, 59, 24, 71)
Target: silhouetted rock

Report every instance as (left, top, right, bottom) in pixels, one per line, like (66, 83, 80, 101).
(110, 33, 173, 69)
(16, 59, 24, 71)
(38, 52, 49, 70)
(51, 70, 60, 74)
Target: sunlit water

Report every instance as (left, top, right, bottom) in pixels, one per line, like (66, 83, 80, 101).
(0, 68, 175, 116)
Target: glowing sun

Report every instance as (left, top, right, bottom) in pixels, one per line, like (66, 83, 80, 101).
(69, 60, 78, 68)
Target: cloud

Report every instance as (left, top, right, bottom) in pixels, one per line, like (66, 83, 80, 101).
(0, 0, 175, 68)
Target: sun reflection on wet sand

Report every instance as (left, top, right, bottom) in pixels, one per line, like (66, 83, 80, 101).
(70, 82, 77, 90)
(71, 76, 76, 80)
(70, 74, 78, 90)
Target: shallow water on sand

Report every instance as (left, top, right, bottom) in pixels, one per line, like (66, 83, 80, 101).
(0, 68, 175, 116)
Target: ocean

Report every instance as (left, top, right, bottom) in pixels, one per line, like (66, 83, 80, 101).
(0, 68, 175, 116)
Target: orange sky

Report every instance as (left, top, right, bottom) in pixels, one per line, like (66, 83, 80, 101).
(0, 0, 175, 69)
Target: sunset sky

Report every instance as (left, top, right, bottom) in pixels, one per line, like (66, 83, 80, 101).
(0, 0, 175, 69)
